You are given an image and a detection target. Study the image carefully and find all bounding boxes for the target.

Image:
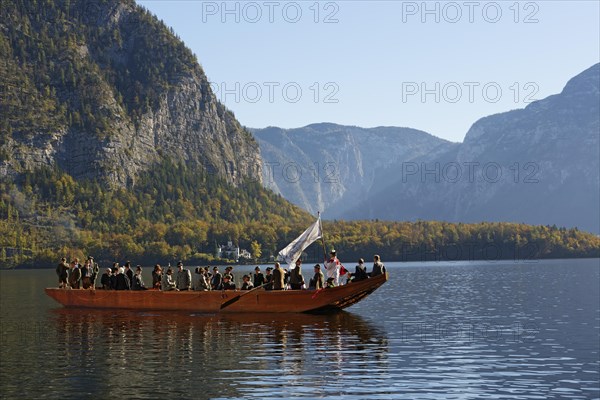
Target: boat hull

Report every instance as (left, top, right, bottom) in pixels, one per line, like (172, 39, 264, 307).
(44, 273, 388, 313)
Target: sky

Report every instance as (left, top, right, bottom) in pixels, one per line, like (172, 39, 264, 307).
(138, 0, 600, 143)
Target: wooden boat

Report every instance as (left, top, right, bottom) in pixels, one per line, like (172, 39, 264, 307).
(45, 273, 388, 313)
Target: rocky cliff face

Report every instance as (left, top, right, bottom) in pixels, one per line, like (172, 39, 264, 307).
(343, 64, 600, 233)
(252, 124, 453, 215)
(0, 0, 261, 187)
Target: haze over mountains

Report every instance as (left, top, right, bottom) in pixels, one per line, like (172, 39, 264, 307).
(252, 124, 456, 216)
(253, 64, 600, 233)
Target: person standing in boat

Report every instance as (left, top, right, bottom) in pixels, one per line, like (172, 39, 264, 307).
(100, 268, 111, 290)
(109, 264, 119, 289)
(56, 257, 69, 289)
(161, 267, 177, 291)
(115, 267, 131, 290)
(68, 259, 82, 289)
(222, 275, 236, 290)
(132, 266, 147, 290)
(124, 262, 134, 289)
(264, 267, 274, 290)
(272, 262, 286, 290)
(370, 255, 386, 277)
(284, 268, 291, 289)
(193, 267, 210, 291)
(253, 266, 264, 288)
(202, 267, 212, 290)
(81, 258, 92, 289)
(176, 262, 192, 291)
(211, 266, 222, 290)
(152, 264, 162, 289)
(241, 274, 254, 290)
(351, 258, 369, 282)
(325, 250, 341, 286)
(289, 259, 305, 290)
(309, 264, 324, 290)
(88, 256, 99, 289)
(224, 266, 235, 284)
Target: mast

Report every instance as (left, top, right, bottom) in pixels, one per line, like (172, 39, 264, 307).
(318, 211, 328, 263)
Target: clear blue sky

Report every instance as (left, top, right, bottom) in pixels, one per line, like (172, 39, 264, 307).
(139, 0, 600, 142)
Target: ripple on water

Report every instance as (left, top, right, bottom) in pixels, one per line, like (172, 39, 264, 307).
(0, 260, 599, 399)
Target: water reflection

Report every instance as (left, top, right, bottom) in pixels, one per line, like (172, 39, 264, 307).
(1, 260, 598, 399)
(45, 309, 388, 399)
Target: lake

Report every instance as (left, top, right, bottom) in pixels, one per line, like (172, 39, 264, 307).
(1, 259, 598, 399)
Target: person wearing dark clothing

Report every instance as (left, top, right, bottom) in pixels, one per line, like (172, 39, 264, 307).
(124, 262, 133, 289)
(224, 266, 235, 286)
(370, 255, 386, 277)
(176, 262, 192, 291)
(81, 259, 93, 289)
(222, 275, 236, 290)
(68, 261, 82, 289)
(309, 264, 325, 290)
(115, 267, 130, 290)
(264, 267, 274, 290)
(211, 267, 222, 290)
(132, 266, 147, 290)
(241, 275, 254, 290)
(100, 268, 111, 289)
(253, 266, 264, 288)
(272, 263, 285, 290)
(56, 257, 69, 288)
(109, 266, 118, 290)
(289, 259, 305, 290)
(352, 258, 369, 282)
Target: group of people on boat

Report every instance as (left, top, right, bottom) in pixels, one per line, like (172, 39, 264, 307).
(55, 250, 386, 292)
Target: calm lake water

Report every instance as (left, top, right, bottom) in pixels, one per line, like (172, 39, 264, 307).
(1, 259, 599, 399)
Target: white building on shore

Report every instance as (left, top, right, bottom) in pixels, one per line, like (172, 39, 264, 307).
(216, 241, 239, 260)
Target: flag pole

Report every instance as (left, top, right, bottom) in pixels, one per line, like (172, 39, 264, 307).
(318, 211, 328, 263)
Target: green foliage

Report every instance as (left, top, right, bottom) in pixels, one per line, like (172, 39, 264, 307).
(0, 0, 201, 145)
(250, 240, 262, 261)
(1, 162, 599, 268)
(0, 162, 311, 268)
(320, 220, 600, 262)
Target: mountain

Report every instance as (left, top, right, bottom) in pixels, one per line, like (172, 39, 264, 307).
(343, 64, 600, 233)
(0, 0, 312, 267)
(0, 0, 260, 187)
(251, 123, 455, 216)
(0, 1, 597, 268)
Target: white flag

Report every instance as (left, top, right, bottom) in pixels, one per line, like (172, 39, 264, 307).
(278, 218, 322, 269)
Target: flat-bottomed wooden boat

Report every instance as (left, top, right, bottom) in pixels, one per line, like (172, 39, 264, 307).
(45, 273, 388, 313)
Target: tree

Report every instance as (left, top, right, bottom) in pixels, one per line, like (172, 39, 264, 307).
(250, 240, 262, 261)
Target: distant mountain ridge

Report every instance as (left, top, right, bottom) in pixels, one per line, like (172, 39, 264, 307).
(344, 63, 600, 233)
(254, 64, 600, 233)
(251, 124, 454, 215)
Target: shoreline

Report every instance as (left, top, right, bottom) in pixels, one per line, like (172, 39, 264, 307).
(4, 256, 599, 270)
